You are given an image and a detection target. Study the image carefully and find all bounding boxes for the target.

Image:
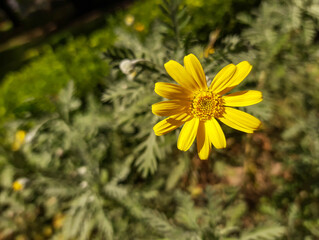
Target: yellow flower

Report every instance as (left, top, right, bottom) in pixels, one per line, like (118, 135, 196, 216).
(203, 29, 220, 58)
(152, 54, 262, 160)
(12, 130, 26, 151)
(203, 47, 215, 58)
(190, 185, 203, 197)
(134, 22, 145, 32)
(12, 181, 23, 191)
(12, 178, 28, 191)
(125, 14, 135, 26)
(53, 212, 65, 229)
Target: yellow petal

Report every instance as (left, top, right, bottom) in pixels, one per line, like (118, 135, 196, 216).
(209, 64, 237, 93)
(207, 118, 226, 149)
(177, 118, 200, 151)
(218, 107, 261, 133)
(184, 54, 207, 90)
(223, 90, 263, 107)
(164, 60, 199, 91)
(197, 121, 212, 160)
(153, 113, 192, 136)
(218, 61, 252, 95)
(154, 82, 193, 100)
(172, 112, 193, 121)
(152, 100, 190, 116)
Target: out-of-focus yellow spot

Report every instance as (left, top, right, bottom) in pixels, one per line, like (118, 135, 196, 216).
(134, 23, 145, 32)
(128, 71, 137, 80)
(42, 226, 53, 237)
(12, 130, 26, 151)
(15, 235, 27, 240)
(125, 14, 135, 26)
(203, 29, 220, 58)
(12, 181, 23, 191)
(203, 47, 215, 58)
(53, 213, 65, 229)
(190, 185, 203, 197)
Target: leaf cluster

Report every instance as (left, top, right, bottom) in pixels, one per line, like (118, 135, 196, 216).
(0, 0, 319, 239)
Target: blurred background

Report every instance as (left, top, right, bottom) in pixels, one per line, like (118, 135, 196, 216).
(0, 0, 318, 239)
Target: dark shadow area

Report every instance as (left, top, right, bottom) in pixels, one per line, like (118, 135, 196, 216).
(0, 0, 133, 80)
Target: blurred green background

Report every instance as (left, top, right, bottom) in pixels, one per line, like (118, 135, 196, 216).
(0, 0, 318, 239)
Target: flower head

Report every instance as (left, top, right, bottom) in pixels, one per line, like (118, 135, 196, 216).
(152, 54, 262, 160)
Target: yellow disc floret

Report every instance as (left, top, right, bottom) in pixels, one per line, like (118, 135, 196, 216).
(190, 91, 225, 121)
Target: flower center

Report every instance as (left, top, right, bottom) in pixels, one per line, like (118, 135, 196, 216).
(190, 91, 225, 121)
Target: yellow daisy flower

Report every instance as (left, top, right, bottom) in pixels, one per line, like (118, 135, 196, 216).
(152, 54, 262, 160)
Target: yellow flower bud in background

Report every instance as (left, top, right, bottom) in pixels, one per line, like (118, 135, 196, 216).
(12, 178, 29, 191)
(124, 14, 135, 26)
(134, 22, 145, 32)
(190, 185, 203, 198)
(12, 181, 23, 191)
(53, 213, 65, 229)
(203, 29, 220, 58)
(203, 47, 215, 58)
(12, 178, 29, 192)
(12, 130, 26, 151)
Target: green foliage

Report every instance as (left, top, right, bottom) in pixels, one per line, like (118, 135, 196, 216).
(0, 49, 68, 120)
(0, 36, 110, 123)
(240, 226, 285, 240)
(159, 0, 191, 50)
(54, 36, 110, 95)
(0, 0, 319, 239)
(183, 0, 260, 41)
(0, 21, 116, 123)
